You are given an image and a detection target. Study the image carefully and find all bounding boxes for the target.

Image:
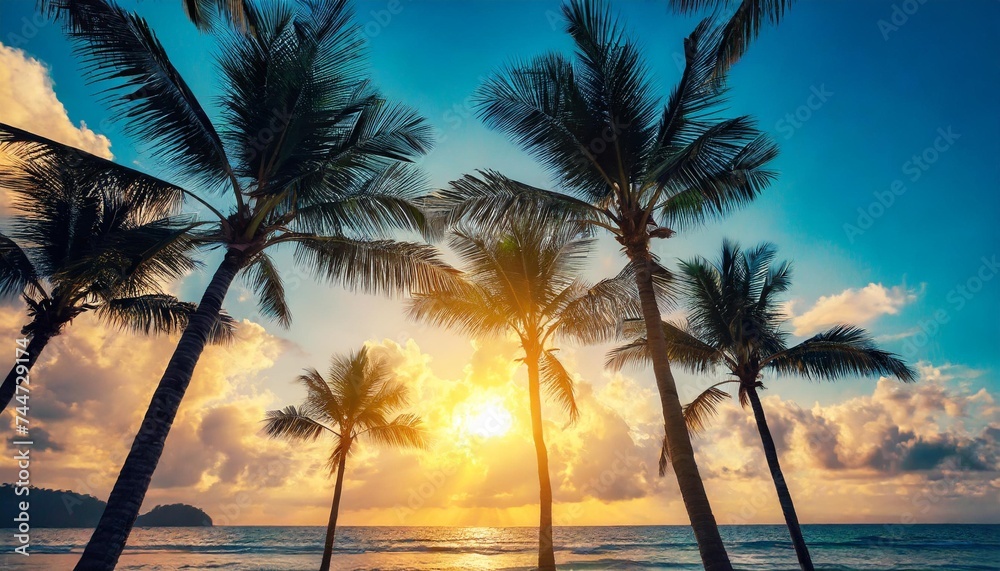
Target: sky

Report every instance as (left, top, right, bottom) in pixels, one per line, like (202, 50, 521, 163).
(0, 0, 998, 527)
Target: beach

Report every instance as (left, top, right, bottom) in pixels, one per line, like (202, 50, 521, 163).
(2, 524, 998, 570)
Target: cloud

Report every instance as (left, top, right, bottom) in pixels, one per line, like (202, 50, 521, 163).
(790, 283, 917, 336)
(0, 42, 113, 215)
(3, 296, 997, 526)
(0, 42, 112, 159)
(695, 362, 999, 524)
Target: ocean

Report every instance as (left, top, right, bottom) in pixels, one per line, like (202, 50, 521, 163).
(1, 524, 997, 570)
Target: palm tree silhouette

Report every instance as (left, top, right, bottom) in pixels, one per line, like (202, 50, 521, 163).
(428, 2, 778, 567)
(263, 346, 427, 571)
(0, 124, 233, 414)
(408, 212, 642, 570)
(2, 2, 459, 568)
(608, 240, 915, 571)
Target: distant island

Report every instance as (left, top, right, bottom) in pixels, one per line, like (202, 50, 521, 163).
(0, 484, 212, 528)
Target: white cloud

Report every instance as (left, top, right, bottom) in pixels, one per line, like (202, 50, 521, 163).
(790, 283, 916, 336)
(0, 42, 112, 158)
(0, 42, 113, 215)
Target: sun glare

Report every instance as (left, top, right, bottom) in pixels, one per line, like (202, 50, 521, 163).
(453, 397, 513, 439)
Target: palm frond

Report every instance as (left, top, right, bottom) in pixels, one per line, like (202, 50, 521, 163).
(361, 413, 427, 449)
(606, 321, 723, 373)
(653, 121, 779, 230)
(475, 52, 614, 201)
(289, 235, 460, 297)
(242, 253, 291, 327)
(539, 350, 580, 422)
(425, 170, 601, 235)
(56, 0, 237, 190)
(683, 385, 731, 434)
(562, 0, 659, 187)
(766, 325, 916, 382)
(658, 433, 670, 477)
(294, 163, 428, 238)
(407, 282, 510, 339)
(556, 266, 643, 344)
(262, 405, 331, 441)
(96, 294, 237, 344)
(182, 0, 255, 33)
(669, 0, 795, 73)
(0, 232, 39, 298)
(647, 19, 726, 171)
(605, 338, 650, 371)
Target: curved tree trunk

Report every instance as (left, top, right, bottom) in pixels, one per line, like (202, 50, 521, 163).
(746, 386, 815, 571)
(320, 451, 349, 571)
(630, 255, 732, 571)
(74, 250, 245, 571)
(525, 349, 557, 571)
(0, 330, 53, 414)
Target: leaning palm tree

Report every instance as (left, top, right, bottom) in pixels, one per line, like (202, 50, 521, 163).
(263, 347, 426, 571)
(0, 124, 233, 414)
(608, 240, 916, 571)
(8, 1, 456, 568)
(427, 2, 778, 567)
(668, 0, 795, 74)
(408, 212, 642, 570)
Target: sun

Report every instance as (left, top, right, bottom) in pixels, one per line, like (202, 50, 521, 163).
(453, 396, 514, 439)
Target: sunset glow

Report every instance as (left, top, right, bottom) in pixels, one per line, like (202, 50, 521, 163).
(453, 396, 514, 440)
(0, 0, 997, 569)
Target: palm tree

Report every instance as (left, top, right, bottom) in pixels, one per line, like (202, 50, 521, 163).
(1, 2, 457, 568)
(263, 346, 427, 571)
(667, 0, 795, 74)
(426, 2, 778, 567)
(607, 240, 916, 571)
(407, 212, 643, 570)
(0, 124, 233, 414)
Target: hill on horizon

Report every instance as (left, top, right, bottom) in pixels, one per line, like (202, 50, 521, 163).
(0, 484, 212, 528)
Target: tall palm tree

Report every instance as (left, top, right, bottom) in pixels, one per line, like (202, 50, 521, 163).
(427, 2, 778, 567)
(263, 347, 426, 571)
(0, 124, 233, 414)
(667, 0, 795, 74)
(407, 212, 643, 570)
(608, 240, 916, 571)
(3, 2, 457, 568)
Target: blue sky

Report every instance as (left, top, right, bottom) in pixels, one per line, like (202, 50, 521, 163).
(2, 0, 998, 410)
(2, 0, 1000, 526)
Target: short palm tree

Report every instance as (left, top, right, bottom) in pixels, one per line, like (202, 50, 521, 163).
(0, 124, 232, 414)
(428, 2, 778, 567)
(263, 347, 426, 571)
(608, 240, 916, 571)
(5, 2, 457, 568)
(667, 0, 795, 74)
(408, 212, 642, 571)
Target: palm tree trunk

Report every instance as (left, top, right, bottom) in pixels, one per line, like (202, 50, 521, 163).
(746, 386, 815, 571)
(0, 330, 53, 414)
(74, 249, 245, 571)
(319, 452, 349, 571)
(525, 349, 557, 571)
(630, 256, 732, 571)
